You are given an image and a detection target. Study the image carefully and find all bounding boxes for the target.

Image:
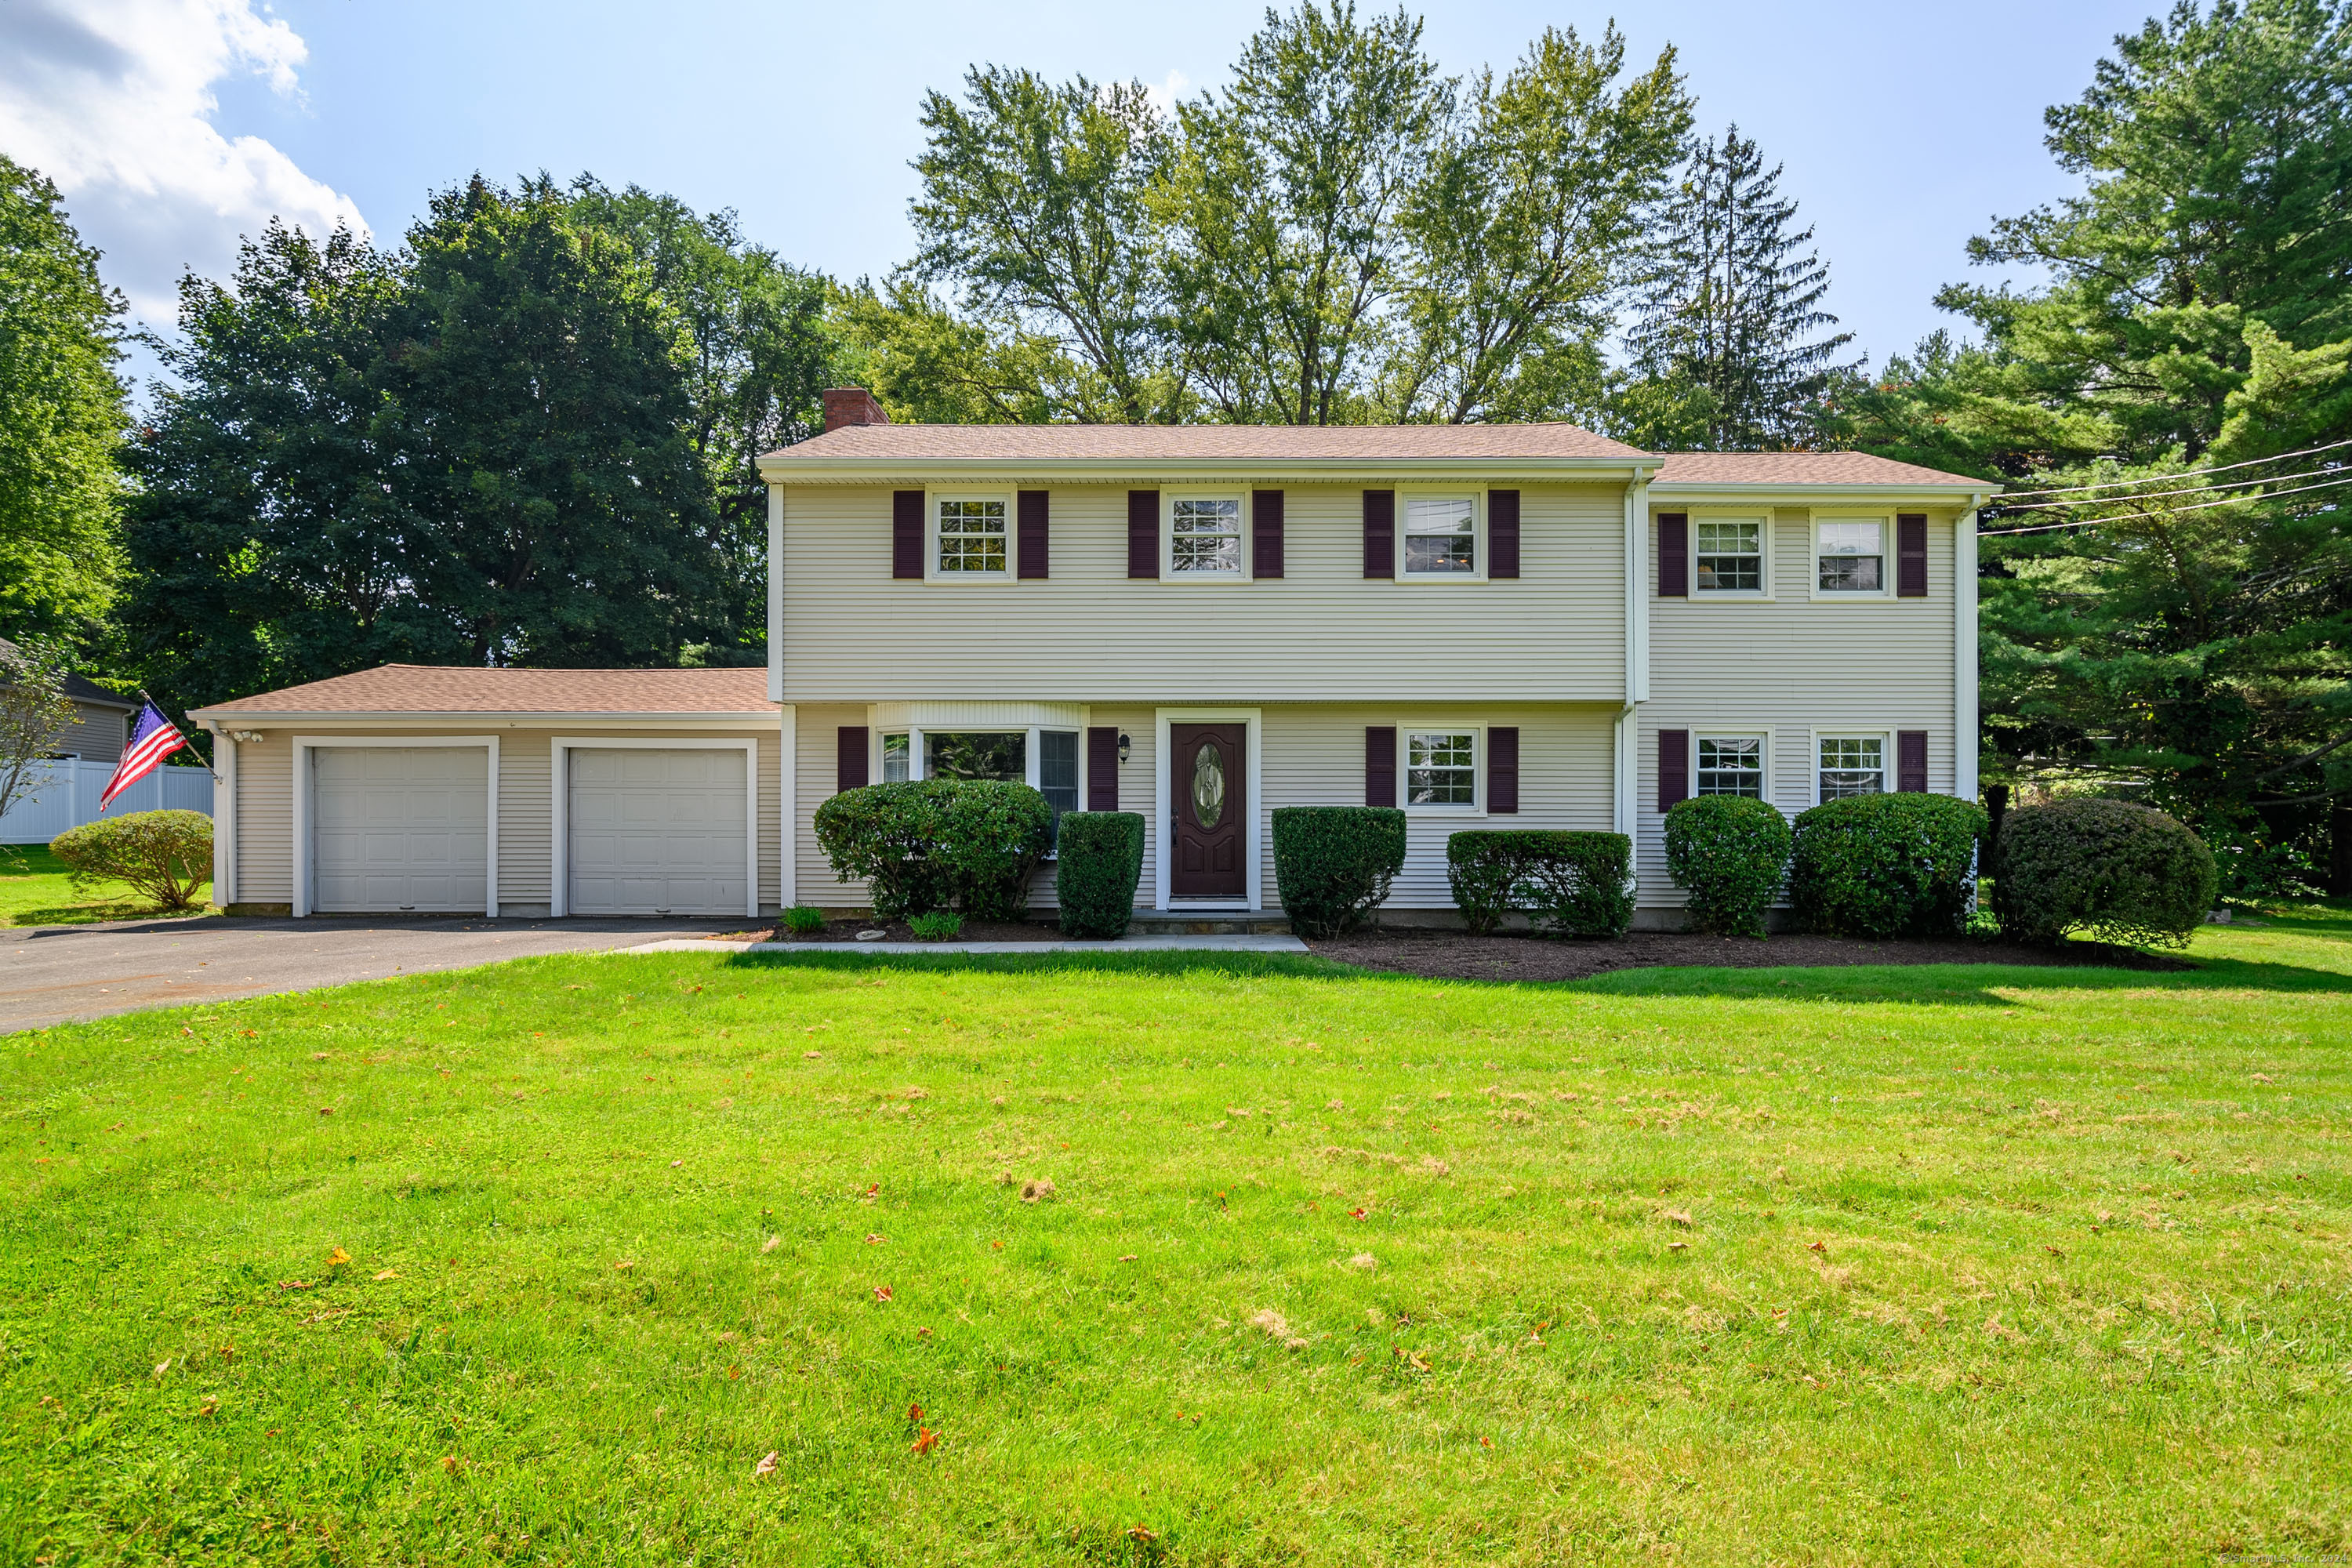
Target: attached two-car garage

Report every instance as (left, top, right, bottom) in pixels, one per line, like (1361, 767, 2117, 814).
(302, 739, 757, 919)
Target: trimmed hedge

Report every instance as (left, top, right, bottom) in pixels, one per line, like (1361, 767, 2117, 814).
(50, 809, 212, 911)
(1272, 807, 1406, 938)
(1788, 793, 1987, 938)
(1664, 796, 1791, 938)
(1054, 811, 1146, 938)
(811, 780, 1053, 921)
(1994, 797, 2216, 948)
(1446, 829, 1633, 938)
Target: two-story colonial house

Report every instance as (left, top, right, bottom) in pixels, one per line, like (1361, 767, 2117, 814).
(192, 389, 1991, 927)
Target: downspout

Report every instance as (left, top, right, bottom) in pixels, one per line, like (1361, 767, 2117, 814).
(1616, 467, 1657, 873)
(1956, 493, 1984, 807)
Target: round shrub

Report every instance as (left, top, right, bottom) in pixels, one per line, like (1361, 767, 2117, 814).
(1054, 811, 1145, 938)
(1664, 796, 1791, 938)
(812, 780, 1053, 921)
(1271, 807, 1406, 938)
(1994, 797, 2216, 948)
(1788, 793, 1987, 939)
(50, 809, 212, 911)
(1446, 829, 1632, 938)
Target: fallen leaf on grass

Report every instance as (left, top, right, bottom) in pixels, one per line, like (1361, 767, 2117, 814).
(317, 1107, 333, 1116)
(197, 1398, 218, 1417)
(1127, 1522, 1158, 1542)
(325, 1247, 350, 1268)
(1348, 1207, 1368, 1220)
(1664, 1209, 1693, 1228)
(374, 1269, 399, 1281)
(613, 1261, 635, 1272)
(1807, 1241, 1827, 1254)
(2044, 1245, 2065, 1258)
(760, 1236, 781, 1254)
(152, 1359, 170, 1379)
(1119, 1254, 1138, 1262)
(753, 1450, 779, 1478)
(865, 1233, 885, 1245)
(725, 1365, 742, 1381)
(1668, 1241, 1690, 1250)
(912, 1426, 938, 1454)
(276, 1279, 312, 1291)
(873, 1285, 893, 1302)
(440, 1455, 461, 1473)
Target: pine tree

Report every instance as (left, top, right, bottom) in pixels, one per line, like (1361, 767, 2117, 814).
(1617, 126, 1857, 450)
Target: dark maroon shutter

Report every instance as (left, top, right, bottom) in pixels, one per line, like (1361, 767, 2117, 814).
(1365, 726, 1397, 808)
(1489, 490, 1520, 579)
(891, 491, 924, 579)
(1086, 727, 1120, 811)
(1658, 728, 1689, 811)
(1488, 726, 1519, 813)
(1127, 490, 1159, 579)
(1897, 730, 1929, 793)
(1896, 514, 1928, 597)
(1017, 489, 1049, 579)
(1363, 490, 1395, 579)
(1658, 513, 1687, 597)
(1252, 489, 1284, 579)
(837, 727, 869, 793)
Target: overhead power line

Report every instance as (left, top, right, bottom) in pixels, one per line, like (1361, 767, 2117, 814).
(1994, 435, 2352, 501)
(1990, 462, 2350, 514)
(1978, 470, 2352, 536)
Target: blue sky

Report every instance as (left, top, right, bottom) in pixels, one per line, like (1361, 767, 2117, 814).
(3, 0, 2162, 401)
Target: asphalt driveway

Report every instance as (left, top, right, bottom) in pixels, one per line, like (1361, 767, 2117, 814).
(2, 915, 757, 1032)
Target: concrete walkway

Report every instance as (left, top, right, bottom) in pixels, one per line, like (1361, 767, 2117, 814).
(2, 916, 757, 1032)
(623, 934, 1311, 957)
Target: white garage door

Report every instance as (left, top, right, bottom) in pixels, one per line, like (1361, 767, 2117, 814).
(568, 748, 748, 916)
(313, 746, 489, 913)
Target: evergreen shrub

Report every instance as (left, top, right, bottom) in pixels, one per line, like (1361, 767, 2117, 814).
(1053, 811, 1146, 938)
(1994, 797, 2216, 948)
(1788, 793, 1987, 938)
(1272, 808, 1406, 938)
(1664, 796, 1791, 937)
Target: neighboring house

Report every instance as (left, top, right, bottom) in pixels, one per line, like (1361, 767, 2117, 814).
(0, 637, 138, 763)
(190, 390, 1992, 923)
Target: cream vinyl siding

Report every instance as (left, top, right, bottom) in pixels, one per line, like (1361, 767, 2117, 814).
(226, 724, 784, 915)
(1637, 506, 1960, 904)
(1254, 704, 1616, 909)
(776, 484, 1626, 703)
(795, 705, 869, 910)
(233, 731, 295, 903)
(54, 703, 131, 761)
(1086, 705, 1156, 910)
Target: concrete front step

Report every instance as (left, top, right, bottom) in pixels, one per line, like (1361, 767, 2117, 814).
(1124, 910, 1294, 936)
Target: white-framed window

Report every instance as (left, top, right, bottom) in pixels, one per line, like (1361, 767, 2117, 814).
(924, 730, 1026, 781)
(1403, 494, 1479, 576)
(1817, 518, 1887, 593)
(1695, 517, 1765, 593)
(1818, 735, 1886, 800)
(1696, 735, 1766, 798)
(1168, 495, 1245, 576)
(1405, 730, 1479, 808)
(880, 731, 910, 783)
(933, 495, 1009, 576)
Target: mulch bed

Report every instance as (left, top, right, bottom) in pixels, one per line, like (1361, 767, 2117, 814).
(1301, 928, 2193, 983)
(705, 918, 1062, 945)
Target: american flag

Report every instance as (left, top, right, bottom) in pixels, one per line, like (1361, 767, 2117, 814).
(100, 700, 192, 811)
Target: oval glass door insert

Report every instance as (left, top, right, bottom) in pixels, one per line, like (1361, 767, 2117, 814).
(1191, 742, 1225, 828)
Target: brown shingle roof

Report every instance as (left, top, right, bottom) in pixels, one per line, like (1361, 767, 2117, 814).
(1649, 452, 1991, 488)
(764, 421, 1647, 463)
(191, 665, 774, 717)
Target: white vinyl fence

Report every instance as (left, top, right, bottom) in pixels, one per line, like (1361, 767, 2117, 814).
(0, 759, 213, 844)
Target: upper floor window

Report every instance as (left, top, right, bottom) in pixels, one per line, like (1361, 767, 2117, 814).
(1819, 736, 1884, 800)
(1406, 731, 1477, 806)
(1697, 737, 1764, 798)
(1695, 520, 1762, 592)
(1404, 495, 1476, 575)
(1171, 496, 1243, 575)
(1818, 521, 1884, 592)
(937, 498, 1007, 574)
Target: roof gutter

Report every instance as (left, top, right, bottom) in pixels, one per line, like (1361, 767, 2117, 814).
(183, 708, 783, 725)
(757, 456, 1661, 485)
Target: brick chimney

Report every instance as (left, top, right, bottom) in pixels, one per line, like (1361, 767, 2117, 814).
(822, 387, 891, 431)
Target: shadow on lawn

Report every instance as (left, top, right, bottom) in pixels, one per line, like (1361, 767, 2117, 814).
(724, 946, 2352, 1004)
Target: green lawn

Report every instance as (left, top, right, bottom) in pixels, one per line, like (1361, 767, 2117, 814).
(0, 844, 213, 927)
(5, 909, 2349, 1565)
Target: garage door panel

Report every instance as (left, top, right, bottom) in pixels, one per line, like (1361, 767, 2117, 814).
(568, 748, 748, 916)
(313, 747, 489, 913)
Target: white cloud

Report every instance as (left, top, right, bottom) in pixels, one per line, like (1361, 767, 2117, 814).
(1143, 70, 1191, 120)
(0, 0, 367, 335)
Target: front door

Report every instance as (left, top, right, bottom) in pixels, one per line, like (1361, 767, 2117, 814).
(1170, 723, 1246, 898)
